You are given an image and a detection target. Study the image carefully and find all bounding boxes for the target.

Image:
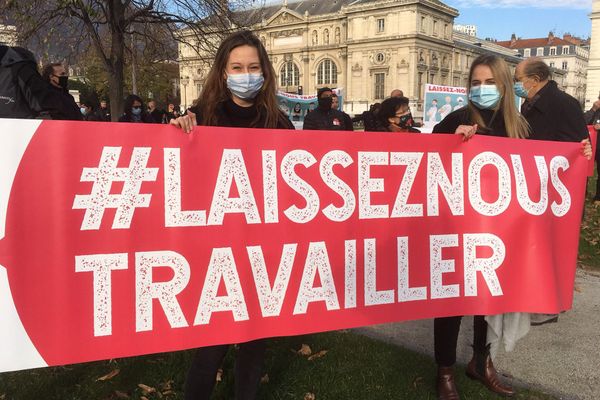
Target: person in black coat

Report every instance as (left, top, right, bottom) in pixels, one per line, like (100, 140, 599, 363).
(302, 87, 353, 131)
(374, 96, 420, 133)
(583, 95, 600, 202)
(0, 45, 66, 119)
(118, 94, 155, 123)
(80, 100, 103, 121)
(40, 63, 83, 121)
(171, 30, 293, 400)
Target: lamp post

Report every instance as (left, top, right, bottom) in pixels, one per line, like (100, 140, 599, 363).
(181, 76, 190, 110)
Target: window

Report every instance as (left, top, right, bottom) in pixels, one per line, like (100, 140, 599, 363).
(418, 72, 423, 100)
(196, 83, 203, 97)
(377, 18, 385, 33)
(453, 77, 459, 86)
(550, 47, 556, 56)
(444, 23, 449, 38)
(523, 49, 531, 57)
(421, 16, 426, 32)
(549, 62, 555, 68)
(374, 73, 385, 99)
(429, 73, 435, 84)
(562, 46, 569, 55)
(562, 61, 568, 70)
(317, 59, 338, 85)
(536, 47, 544, 56)
(376, 53, 385, 63)
(280, 61, 300, 87)
(433, 20, 438, 36)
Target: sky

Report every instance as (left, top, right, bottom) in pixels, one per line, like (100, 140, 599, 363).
(445, 0, 592, 40)
(263, 0, 593, 41)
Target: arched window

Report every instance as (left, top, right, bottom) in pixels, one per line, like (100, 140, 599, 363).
(317, 59, 338, 85)
(280, 61, 300, 87)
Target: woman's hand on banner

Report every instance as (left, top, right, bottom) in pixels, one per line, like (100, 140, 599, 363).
(581, 138, 592, 160)
(455, 124, 477, 141)
(171, 110, 197, 134)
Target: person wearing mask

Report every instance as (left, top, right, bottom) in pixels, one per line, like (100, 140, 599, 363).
(514, 57, 592, 325)
(375, 96, 419, 132)
(432, 54, 530, 400)
(118, 94, 154, 123)
(432, 54, 591, 400)
(147, 100, 165, 123)
(303, 87, 353, 131)
(583, 94, 600, 203)
(80, 100, 102, 121)
(98, 100, 111, 121)
(170, 30, 293, 400)
(0, 45, 67, 119)
(331, 93, 353, 130)
(40, 63, 82, 121)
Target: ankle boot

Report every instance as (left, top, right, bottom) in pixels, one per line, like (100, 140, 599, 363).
(436, 366, 460, 400)
(466, 347, 515, 397)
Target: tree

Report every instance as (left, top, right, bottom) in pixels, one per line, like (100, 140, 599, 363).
(0, 0, 264, 120)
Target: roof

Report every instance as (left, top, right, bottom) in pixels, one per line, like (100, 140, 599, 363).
(496, 36, 573, 50)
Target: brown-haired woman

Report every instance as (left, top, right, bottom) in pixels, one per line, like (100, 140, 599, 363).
(432, 54, 529, 400)
(171, 30, 293, 400)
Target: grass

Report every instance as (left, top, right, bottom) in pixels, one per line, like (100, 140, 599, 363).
(0, 331, 557, 400)
(578, 172, 600, 271)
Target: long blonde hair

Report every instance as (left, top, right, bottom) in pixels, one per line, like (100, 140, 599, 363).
(466, 54, 530, 139)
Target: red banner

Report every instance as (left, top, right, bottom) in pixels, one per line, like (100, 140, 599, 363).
(0, 119, 588, 373)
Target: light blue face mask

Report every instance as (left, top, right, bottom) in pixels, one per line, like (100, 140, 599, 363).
(227, 73, 264, 100)
(131, 107, 142, 116)
(469, 85, 501, 110)
(514, 82, 529, 99)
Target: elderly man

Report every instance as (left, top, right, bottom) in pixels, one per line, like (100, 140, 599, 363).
(514, 57, 590, 326)
(583, 94, 600, 203)
(390, 89, 404, 98)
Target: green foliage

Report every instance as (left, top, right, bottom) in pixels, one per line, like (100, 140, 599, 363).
(579, 172, 600, 270)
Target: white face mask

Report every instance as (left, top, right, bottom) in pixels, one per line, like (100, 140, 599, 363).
(226, 73, 264, 99)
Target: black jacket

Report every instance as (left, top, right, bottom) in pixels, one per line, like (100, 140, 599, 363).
(521, 80, 588, 142)
(47, 85, 83, 121)
(191, 99, 294, 130)
(0, 45, 63, 119)
(433, 107, 508, 138)
(303, 107, 354, 131)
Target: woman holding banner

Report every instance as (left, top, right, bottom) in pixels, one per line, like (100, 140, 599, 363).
(171, 30, 293, 400)
(431, 54, 529, 400)
(375, 96, 420, 133)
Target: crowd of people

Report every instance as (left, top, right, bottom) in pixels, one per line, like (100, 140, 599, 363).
(1, 29, 598, 400)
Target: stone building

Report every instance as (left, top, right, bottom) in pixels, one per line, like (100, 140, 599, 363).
(178, 0, 523, 117)
(586, 0, 600, 108)
(497, 32, 588, 105)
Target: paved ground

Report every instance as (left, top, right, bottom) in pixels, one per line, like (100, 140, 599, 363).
(356, 269, 600, 400)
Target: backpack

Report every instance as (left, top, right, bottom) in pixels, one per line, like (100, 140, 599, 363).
(0, 45, 45, 118)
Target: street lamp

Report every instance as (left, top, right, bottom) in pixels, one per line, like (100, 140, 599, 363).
(181, 76, 190, 110)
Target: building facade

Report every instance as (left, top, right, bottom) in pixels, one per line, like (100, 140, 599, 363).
(453, 24, 477, 37)
(178, 0, 523, 117)
(586, 0, 600, 108)
(497, 32, 589, 105)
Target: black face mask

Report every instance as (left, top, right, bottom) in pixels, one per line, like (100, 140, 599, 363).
(318, 96, 333, 111)
(57, 76, 69, 90)
(397, 113, 414, 128)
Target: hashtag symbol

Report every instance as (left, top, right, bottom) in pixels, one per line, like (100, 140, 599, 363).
(73, 147, 159, 230)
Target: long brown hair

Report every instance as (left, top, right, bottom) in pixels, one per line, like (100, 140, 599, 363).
(197, 30, 286, 128)
(466, 54, 529, 139)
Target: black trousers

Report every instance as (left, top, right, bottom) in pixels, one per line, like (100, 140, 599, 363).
(434, 316, 487, 367)
(595, 161, 600, 199)
(184, 339, 268, 400)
